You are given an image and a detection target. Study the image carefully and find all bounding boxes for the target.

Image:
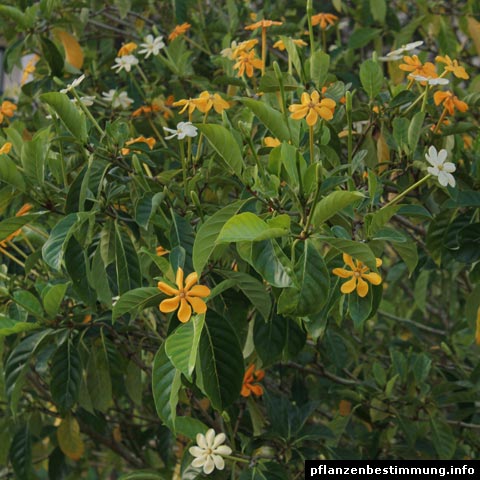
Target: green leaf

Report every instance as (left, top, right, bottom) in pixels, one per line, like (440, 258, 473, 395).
(259, 71, 298, 92)
(413, 270, 429, 313)
(40, 36, 64, 77)
(40, 92, 87, 142)
(86, 344, 112, 412)
(242, 98, 291, 142)
(348, 28, 381, 49)
(372, 227, 406, 243)
(279, 36, 303, 81)
(170, 211, 195, 273)
(50, 339, 81, 412)
(393, 117, 409, 153)
(321, 237, 377, 270)
(193, 199, 250, 274)
(393, 240, 418, 275)
(0, 315, 39, 337)
(114, 222, 141, 295)
(365, 205, 401, 237)
(407, 111, 425, 152)
(0, 5, 27, 28)
(197, 311, 244, 411)
(165, 314, 205, 381)
(370, 0, 386, 23)
(0, 155, 26, 191)
(217, 212, 289, 243)
(196, 124, 244, 177)
(118, 473, 166, 480)
(175, 417, 209, 439)
(312, 191, 364, 227)
(348, 291, 373, 330)
(152, 345, 181, 431)
(12, 290, 44, 318)
(42, 283, 69, 318)
(359, 59, 383, 100)
(0, 215, 37, 243)
(429, 417, 456, 459)
(310, 50, 330, 88)
(9, 426, 32, 480)
(216, 270, 272, 320)
(254, 313, 287, 366)
(112, 287, 164, 321)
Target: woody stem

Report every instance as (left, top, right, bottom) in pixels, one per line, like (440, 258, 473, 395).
(381, 174, 431, 210)
(420, 84, 429, 112)
(309, 125, 315, 165)
(261, 27, 266, 75)
(433, 108, 448, 134)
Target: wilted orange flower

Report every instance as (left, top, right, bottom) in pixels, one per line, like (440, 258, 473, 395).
(0, 203, 33, 247)
(231, 39, 259, 59)
(173, 97, 198, 115)
(168, 23, 191, 41)
(289, 90, 336, 126)
(156, 246, 169, 256)
(0, 142, 12, 155)
(21, 54, 39, 85)
(264, 137, 281, 147)
(233, 50, 263, 78)
(244, 19, 283, 31)
(132, 104, 161, 117)
(433, 91, 468, 115)
(273, 38, 308, 51)
(332, 254, 382, 298)
(241, 364, 265, 397)
(435, 55, 469, 80)
(121, 136, 156, 155)
(0, 101, 17, 123)
(82, 314, 92, 324)
(157, 267, 211, 323)
(117, 42, 137, 57)
(311, 12, 338, 29)
(194, 91, 230, 114)
(399, 55, 437, 78)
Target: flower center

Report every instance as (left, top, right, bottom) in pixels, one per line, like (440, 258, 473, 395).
(354, 271, 361, 278)
(206, 448, 213, 455)
(308, 102, 315, 108)
(179, 290, 186, 298)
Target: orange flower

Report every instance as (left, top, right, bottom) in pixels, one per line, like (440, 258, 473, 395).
(0, 203, 33, 247)
(435, 55, 469, 80)
(264, 137, 281, 148)
(332, 253, 382, 298)
(157, 267, 211, 323)
(194, 91, 230, 114)
(121, 136, 156, 155)
(132, 104, 161, 117)
(433, 91, 468, 115)
(273, 38, 308, 51)
(0, 142, 12, 155)
(173, 97, 198, 115)
(233, 50, 263, 78)
(21, 54, 39, 85)
(231, 39, 259, 59)
(156, 246, 170, 256)
(399, 55, 437, 78)
(289, 90, 336, 126)
(244, 19, 283, 31)
(311, 13, 339, 29)
(168, 23, 191, 41)
(241, 364, 265, 397)
(117, 42, 137, 57)
(0, 101, 17, 123)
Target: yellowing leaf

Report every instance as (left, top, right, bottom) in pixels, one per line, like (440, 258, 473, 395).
(475, 307, 480, 345)
(57, 414, 84, 460)
(55, 30, 84, 69)
(376, 132, 389, 173)
(467, 17, 480, 56)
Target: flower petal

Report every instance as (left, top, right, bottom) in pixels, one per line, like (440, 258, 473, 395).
(343, 253, 356, 270)
(212, 432, 226, 449)
(196, 433, 207, 449)
(362, 272, 382, 285)
(332, 267, 354, 279)
(212, 454, 225, 471)
(215, 445, 232, 456)
(157, 281, 178, 296)
(191, 456, 207, 468)
(159, 296, 180, 313)
(443, 162, 456, 173)
(177, 298, 192, 323)
(306, 108, 318, 126)
(175, 267, 184, 289)
(436, 149, 448, 164)
(356, 277, 369, 297)
(341, 277, 357, 294)
(187, 296, 208, 314)
(205, 429, 216, 448)
(184, 272, 198, 291)
(189, 446, 205, 457)
(203, 456, 215, 474)
(188, 285, 211, 297)
(376, 258, 383, 268)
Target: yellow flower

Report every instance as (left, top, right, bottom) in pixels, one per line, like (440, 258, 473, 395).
(399, 55, 437, 78)
(121, 136, 156, 155)
(273, 38, 308, 51)
(289, 90, 336, 126)
(0, 142, 13, 155)
(194, 91, 230, 114)
(241, 364, 265, 397)
(173, 97, 198, 115)
(311, 13, 339, 29)
(435, 55, 469, 79)
(117, 42, 138, 57)
(156, 246, 170, 256)
(231, 39, 259, 59)
(157, 267, 211, 323)
(433, 90, 468, 115)
(168, 23, 191, 41)
(21, 54, 39, 85)
(332, 253, 382, 298)
(264, 137, 281, 147)
(244, 19, 283, 31)
(233, 50, 263, 78)
(0, 101, 17, 123)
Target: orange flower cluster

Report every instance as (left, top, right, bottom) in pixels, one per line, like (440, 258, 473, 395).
(433, 91, 468, 116)
(0, 101, 17, 123)
(168, 23, 191, 41)
(399, 55, 437, 79)
(289, 90, 336, 126)
(173, 91, 230, 116)
(241, 364, 265, 397)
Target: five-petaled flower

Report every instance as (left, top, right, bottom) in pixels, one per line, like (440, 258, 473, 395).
(117, 42, 137, 57)
(433, 90, 468, 115)
(435, 55, 469, 80)
(168, 23, 191, 41)
(163, 121, 198, 140)
(333, 254, 382, 298)
(189, 429, 232, 475)
(399, 55, 436, 79)
(289, 90, 336, 126)
(158, 267, 210, 323)
(138, 35, 165, 58)
(111, 55, 139, 73)
(244, 19, 283, 31)
(102, 90, 133, 109)
(241, 364, 265, 397)
(194, 91, 230, 114)
(425, 146, 456, 188)
(273, 38, 308, 51)
(233, 50, 263, 78)
(311, 12, 339, 29)
(0, 101, 17, 123)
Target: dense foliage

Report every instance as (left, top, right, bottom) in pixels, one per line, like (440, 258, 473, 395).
(0, 0, 479, 478)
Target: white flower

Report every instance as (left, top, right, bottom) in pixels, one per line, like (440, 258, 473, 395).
(71, 95, 95, 107)
(102, 89, 133, 109)
(409, 75, 449, 86)
(189, 429, 232, 475)
(163, 121, 198, 140)
(425, 145, 456, 188)
(220, 41, 238, 59)
(60, 74, 85, 93)
(386, 40, 424, 57)
(111, 55, 139, 73)
(138, 35, 165, 58)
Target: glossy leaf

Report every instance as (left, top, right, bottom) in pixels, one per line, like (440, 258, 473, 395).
(112, 287, 164, 321)
(312, 191, 364, 227)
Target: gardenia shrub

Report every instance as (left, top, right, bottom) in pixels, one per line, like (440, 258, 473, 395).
(0, 0, 479, 478)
